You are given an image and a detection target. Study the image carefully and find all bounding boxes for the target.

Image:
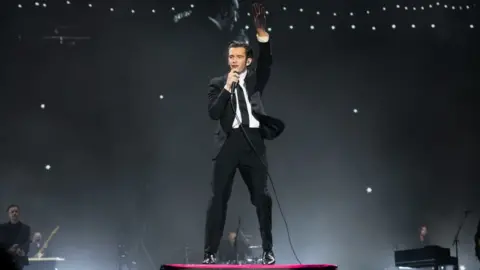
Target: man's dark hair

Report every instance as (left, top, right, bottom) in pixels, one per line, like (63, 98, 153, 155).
(228, 40, 254, 59)
(6, 205, 19, 212)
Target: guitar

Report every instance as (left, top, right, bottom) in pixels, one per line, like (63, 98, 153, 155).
(33, 226, 60, 258)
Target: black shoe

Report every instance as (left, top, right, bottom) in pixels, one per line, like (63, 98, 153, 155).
(262, 250, 275, 265)
(202, 253, 217, 264)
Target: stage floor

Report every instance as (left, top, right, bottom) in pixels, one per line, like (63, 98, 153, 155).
(162, 264, 338, 270)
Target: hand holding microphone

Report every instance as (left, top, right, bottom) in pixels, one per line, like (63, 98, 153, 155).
(225, 70, 240, 92)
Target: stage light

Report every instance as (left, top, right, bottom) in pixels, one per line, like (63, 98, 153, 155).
(382, 7, 386, 11)
(372, 26, 376, 30)
(289, 25, 293, 29)
(436, 2, 440, 6)
(331, 25, 336, 30)
(152, 9, 155, 13)
(333, 12, 337, 16)
(349, 12, 354, 16)
(404, 6, 408, 10)
(66, 1, 71, 5)
(171, 7, 175, 11)
(366, 187, 372, 193)
(131, 9, 135, 14)
(431, 24, 436, 28)
(159, 95, 164, 99)
(466, 5, 470, 9)
(413, 7, 417, 11)
(316, 11, 320, 15)
(299, 8, 303, 12)
(411, 24, 416, 28)
(471, 24, 475, 28)
(190, 4, 194, 8)
(267, 27, 272, 32)
(265, 11, 269, 15)
(18, 4, 22, 8)
(366, 10, 370, 14)
(247, 12, 251, 16)
(351, 25, 356, 29)
(88, 3, 92, 8)
(282, 6, 286, 11)
(245, 25, 249, 29)
(459, 6, 463, 10)
(110, 8, 114, 12)
(353, 108, 358, 113)
(310, 25, 315, 30)
(392, 24, 396, 29)
(421, 6, 424, 10)
(396, 5, 400, 9)
(35, 2, 39, 6)
(43, 3, 47, 8)
(429, 4, 433, 8)
(452, 6, 456, 10)
(40, 104, 45, 109)
(45, 164, 51, 170)
(444, 5, 448, 8)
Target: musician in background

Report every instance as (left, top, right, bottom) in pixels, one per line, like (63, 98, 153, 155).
(419, 225, 429, 246)
(31, 232, 51, 258)
(218, 232, 251, 263)
(0, 205, 31, 269)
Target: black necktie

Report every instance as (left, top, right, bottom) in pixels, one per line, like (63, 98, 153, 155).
(236, 83, 249, 126)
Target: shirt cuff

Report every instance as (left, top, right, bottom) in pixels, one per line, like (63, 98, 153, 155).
(256, 34, 270, 43)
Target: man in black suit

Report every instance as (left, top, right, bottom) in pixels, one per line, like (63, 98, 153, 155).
(203, 2, 284, 265)
(0, 205, 31, 270)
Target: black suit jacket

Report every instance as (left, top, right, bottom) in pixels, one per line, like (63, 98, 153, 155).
(208, 40, 285, 159)
(0, 222, 30, 267)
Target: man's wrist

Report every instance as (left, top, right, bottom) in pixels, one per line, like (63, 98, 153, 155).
(224, 84, 231, 92)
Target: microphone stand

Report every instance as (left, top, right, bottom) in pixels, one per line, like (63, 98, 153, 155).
(451, 211, 471, 270)
(234, 217, 241, 264)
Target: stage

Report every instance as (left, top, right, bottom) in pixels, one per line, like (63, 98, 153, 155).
(161, 264, 338, 270)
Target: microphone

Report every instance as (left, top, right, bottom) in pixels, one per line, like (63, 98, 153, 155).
(230, 71, 240, 94)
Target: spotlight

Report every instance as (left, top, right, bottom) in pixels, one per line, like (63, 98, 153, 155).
(351, 25, 356, 29)
(366, 10, 370, 14)
(35, 2, 39, 6)
(391, 24, 396, 29)
(131, 9, 135, 14)
(413, 7, 416, 11)
(431, 24, 436, 28)
(404, 6, 408, 10)
(470, 24, 475, 29)
(353, 108, 358, 113)
(349, 12, 354, 16)
(444, 4, 448, 8)
(396, 5, 400, 8)
(382, 7, 386, 11)
(451, 6, 455, 10)
(152, 9, 155, 13)
(171, 7, 175, 11)
(316, 11, 320, 15)
(331, 25, 335, 30)
(190, 4, 194, 8)
(42, 3, 47, 7)
(45, 164, 51, 170)
(18, 4, 22, 8)
(66, 0, 70, 4)
(436, 2, 440, 6)
(267, 27, 272, 32)
(429, 4, 433, 8)
(309, 25, 315, 30)
(421, 6, 424, 10)
(88, 3, 92, 8)
(411, 24, 416, 28)
(466, 5, 470, 9)
(159, 95, 164, 99)
(333, 12, 337, 16)
(366, 187, 372, 193)
(299, 8, 303, 12)
(245, 25, 249, 29)
(372, 26, 376, 30)
(110, 8, 114, 12)
(40, 104, 45, 109)
(282, 6, 286, 11)
(289, 25, 293, 29)
(247, 12, 250, 16)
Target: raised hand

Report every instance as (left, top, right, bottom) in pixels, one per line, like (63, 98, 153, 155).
(252, 3, 268, 36)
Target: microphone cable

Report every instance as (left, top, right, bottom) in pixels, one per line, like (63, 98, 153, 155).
(229, 84, 302, 264)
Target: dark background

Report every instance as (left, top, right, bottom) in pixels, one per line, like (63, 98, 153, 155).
(0, 0, 479, 269)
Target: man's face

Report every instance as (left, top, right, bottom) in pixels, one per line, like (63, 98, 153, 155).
(228, 47, 250, 73)
(8, 206, 19, 223)
(228, 232, 237, 242)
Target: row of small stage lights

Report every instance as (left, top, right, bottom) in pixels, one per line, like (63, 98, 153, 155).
(18, 1, 477, 16)
(16, 1, 477, 30)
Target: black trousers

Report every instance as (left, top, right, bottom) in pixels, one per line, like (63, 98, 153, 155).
(204, 127, 273, 254)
